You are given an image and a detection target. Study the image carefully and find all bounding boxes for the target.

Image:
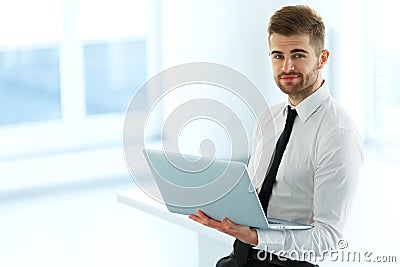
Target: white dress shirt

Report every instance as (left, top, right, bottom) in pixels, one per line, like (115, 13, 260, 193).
(247, 84, 363, 260)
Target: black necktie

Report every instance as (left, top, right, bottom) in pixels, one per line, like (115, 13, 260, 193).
(218, 106, 297, 267)
(258, 106, 297, 212)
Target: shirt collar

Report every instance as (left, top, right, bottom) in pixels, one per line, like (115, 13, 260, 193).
(282, 83, 330, 123)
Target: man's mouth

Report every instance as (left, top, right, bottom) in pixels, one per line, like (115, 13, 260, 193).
(280, 74, 301, 82)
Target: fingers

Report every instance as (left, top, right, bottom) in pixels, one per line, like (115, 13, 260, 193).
(188, 210, 209, 225)
(190, 210, 221, 229)
(188, 211, 225, 233)
(188, 211, 256, 244)
(189, 211, 246, 233)
(221, 217, 235, 230)
(188, 213, 202, 223)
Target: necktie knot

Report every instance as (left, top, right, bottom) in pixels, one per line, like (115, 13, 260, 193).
(286, 106, 297, 123)
(284, 106, 297, 133)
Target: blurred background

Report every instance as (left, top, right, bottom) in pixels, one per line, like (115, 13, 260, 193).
(0, 0, 399, 266)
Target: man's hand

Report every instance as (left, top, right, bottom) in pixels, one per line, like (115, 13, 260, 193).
(188, 210, 258, 246)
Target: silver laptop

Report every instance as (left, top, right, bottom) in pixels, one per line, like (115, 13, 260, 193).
(143, 149, 312, 230)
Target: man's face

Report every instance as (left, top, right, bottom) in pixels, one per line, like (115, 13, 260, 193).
(269, 33, 325, 103)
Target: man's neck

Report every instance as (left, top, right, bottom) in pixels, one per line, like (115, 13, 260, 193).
(289, 79, 325, 106)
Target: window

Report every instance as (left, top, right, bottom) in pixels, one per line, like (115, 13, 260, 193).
(84, 38, 147, 115)
(0, 0, 149, 160)
(0, 45, 61, 125)
(0, 0, 62, 127)
(366, 0, 400, 147)
(77, 0, 148, 116)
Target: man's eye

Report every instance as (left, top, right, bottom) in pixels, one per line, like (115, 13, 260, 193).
(294, 54, 305, 59)
(274, 54, 283, 59)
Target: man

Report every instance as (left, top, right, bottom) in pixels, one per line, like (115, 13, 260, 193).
(189, 5, 363, 267)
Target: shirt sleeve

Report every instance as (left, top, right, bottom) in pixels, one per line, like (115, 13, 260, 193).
(253, 128, 363, 260)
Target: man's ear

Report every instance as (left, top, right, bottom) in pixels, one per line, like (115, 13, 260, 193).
(318, 49, 330, 69)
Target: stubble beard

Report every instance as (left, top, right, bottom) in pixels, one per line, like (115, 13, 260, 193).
(275, 66, 320, 102)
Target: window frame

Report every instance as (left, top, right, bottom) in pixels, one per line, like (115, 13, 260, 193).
(0, 0, 156, 160)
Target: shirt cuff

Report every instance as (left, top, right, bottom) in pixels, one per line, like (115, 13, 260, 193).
(254, 229, 285, 251)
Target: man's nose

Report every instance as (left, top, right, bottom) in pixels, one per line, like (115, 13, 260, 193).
(282, 58, 295, 73)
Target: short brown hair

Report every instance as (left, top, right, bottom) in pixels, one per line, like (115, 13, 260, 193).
(268, 5, 325, 55)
